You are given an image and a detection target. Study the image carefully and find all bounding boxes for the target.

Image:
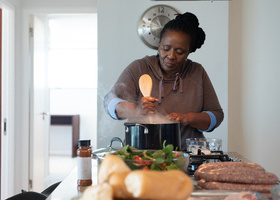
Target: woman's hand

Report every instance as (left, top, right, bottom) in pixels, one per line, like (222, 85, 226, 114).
(141, 96, 159, 114)
(115, 97, 158, 119)
(168, 112, 211, 131)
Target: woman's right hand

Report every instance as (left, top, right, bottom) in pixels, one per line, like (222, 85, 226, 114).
(141, 96, 159, 114)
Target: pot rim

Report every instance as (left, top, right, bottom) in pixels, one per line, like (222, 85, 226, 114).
(124, 122, 180, 126)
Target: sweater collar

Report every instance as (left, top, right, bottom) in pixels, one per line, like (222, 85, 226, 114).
(143, 55, 190, 103)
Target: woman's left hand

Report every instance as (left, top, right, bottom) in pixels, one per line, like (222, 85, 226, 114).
(167, 112, 211, 130)
(168, 113, 191, 126)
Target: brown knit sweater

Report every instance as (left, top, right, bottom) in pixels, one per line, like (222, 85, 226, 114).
(104, 55, 224, 150)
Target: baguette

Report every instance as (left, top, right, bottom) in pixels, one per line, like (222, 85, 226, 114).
(80, 183, 113, 200)
(108, 172, 134, 199)
(125, 170, 194, 200)
(98, 154, 131, 184)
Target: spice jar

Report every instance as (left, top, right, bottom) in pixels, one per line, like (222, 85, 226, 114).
(77, 140, 92, 187)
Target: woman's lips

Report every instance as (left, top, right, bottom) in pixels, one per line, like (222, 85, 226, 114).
(164, 62, 175, 67)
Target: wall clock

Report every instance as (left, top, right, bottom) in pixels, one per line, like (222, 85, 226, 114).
(138, 5, 179, 50)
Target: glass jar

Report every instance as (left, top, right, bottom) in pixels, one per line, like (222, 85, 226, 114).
(77, 140, 92, 187)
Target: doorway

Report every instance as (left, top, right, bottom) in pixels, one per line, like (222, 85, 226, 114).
(30, 13, 97, 191)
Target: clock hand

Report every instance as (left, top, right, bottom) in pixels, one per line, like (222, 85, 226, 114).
(156, 17, 162, 27)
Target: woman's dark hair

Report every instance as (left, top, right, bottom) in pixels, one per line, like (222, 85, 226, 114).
(159, 12, 206, 53)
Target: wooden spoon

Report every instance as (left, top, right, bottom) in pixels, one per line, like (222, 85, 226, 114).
(139, 74, 152, 97)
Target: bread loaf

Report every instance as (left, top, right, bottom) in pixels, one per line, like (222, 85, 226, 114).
(98, 154, 131, 184)
(81, 183, 113, 200)
(125, 170, 194, 200)
(108, 172, 134, 199)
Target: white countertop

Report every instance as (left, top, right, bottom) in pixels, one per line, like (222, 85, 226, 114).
(47, 152, 251, 200)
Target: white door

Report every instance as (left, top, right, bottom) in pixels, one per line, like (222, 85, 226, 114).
(29, 15, 50, 192)
(1, 4, 16, 199)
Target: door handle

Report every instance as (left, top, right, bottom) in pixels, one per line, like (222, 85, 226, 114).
(41, 112, 50, 120)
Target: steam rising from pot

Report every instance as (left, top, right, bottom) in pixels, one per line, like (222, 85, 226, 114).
(103, 76, 179, 125)
(127, 113, 178, 124)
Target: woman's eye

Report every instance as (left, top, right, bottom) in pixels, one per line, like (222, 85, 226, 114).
(162, 45, 170, 51)
(176, 50, 184, 55)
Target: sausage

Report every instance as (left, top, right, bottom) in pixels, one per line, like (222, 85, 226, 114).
(196, 167, 278, 185)
(197, 179, 277, 193)
(196, 162, 264, 172)
(194, 162, 265, 180)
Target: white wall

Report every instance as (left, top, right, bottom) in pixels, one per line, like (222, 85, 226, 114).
(49, 88, 97, 154)
(228, 0, 280, 178)
(97, 0, 229, 150)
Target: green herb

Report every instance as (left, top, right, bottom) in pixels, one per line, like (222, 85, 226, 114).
(112, 141, 186, 171)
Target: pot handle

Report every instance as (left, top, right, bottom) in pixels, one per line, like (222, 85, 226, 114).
(125, 123, 149, 134)
(108, 137, 125, 148)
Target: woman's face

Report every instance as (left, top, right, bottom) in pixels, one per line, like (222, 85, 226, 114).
(158, 30, 191, 76)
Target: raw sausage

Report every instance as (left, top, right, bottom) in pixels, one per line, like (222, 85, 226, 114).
(196, 162, 264, 170)
(198, 179, 276, 193)
(194, 162, 265, 180)
(195, 167, 278, 185)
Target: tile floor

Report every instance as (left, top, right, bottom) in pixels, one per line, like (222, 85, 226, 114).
(45, 155, 77, 187)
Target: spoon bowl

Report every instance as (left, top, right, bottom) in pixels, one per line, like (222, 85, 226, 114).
(139, 74, 152, 97)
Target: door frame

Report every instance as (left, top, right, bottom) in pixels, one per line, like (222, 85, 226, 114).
(0, 7, 3, 197)
(29, 14, 50, 191)
(0, 2, 16, 198)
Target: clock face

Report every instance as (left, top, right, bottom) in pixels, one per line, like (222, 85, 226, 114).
(138, 5, 179, 50)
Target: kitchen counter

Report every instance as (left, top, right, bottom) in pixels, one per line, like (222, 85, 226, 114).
(46, 152, 251, 200)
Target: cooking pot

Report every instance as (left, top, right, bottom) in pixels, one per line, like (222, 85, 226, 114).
(124, 122, 181, 150)
(92, 137, 124, 167)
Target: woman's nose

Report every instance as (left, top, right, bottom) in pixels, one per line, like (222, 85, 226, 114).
(167, 51, 176, 60)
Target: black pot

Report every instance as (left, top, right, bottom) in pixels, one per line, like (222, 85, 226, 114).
(124, 122, 181, 150)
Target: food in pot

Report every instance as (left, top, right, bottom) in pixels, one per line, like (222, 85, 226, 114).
(194, 161, 279, 194)
(112, 141, 188, 171)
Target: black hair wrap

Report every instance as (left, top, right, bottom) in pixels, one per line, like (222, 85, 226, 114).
(160, 12, 206, 53)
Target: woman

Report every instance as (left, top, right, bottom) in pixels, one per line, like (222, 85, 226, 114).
(104, 12, 224, 150)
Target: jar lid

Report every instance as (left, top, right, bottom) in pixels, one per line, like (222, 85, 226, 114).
(78, 140, 91, 147)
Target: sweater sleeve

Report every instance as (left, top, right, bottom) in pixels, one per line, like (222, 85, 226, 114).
(201, 68, 224, 130)
(107, 98, 127, 119)
(103, 60, 143, 119)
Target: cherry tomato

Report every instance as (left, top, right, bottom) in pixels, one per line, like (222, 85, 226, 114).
(133, 155, 142, 160)
(161, 163, 168, 169)
(133, 155, 153, 166)
(143, 160, 153, 165)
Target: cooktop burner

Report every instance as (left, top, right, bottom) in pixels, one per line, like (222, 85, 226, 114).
(185, 150, 235, 175)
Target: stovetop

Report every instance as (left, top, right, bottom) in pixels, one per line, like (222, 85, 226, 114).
(184, 150, 238, 175)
